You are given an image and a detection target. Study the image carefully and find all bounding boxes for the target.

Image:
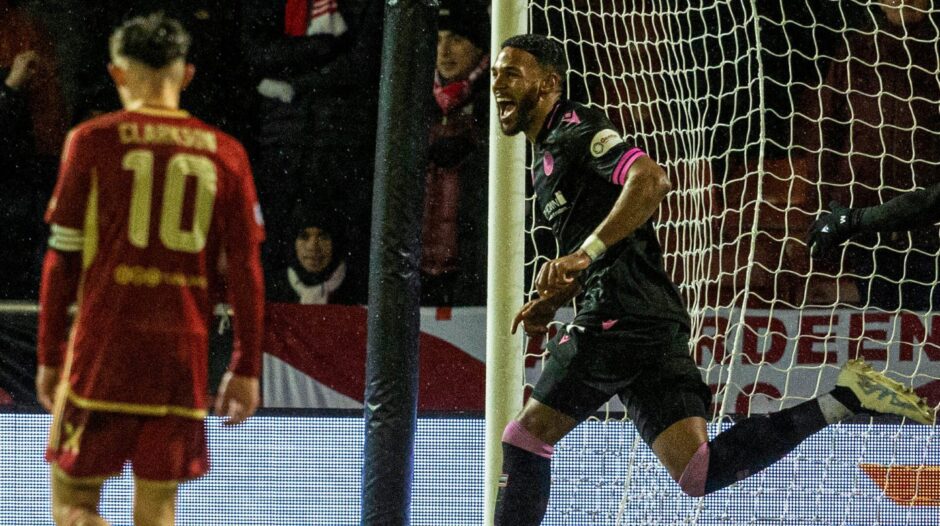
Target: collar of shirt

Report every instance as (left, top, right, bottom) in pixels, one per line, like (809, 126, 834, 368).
(535, 99, 565, 145)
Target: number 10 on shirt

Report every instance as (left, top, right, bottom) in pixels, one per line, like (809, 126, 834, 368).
(122, 149, 217, 253)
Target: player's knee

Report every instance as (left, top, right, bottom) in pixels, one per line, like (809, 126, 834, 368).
(52, 504, 109, 526)
(133, 478, 177, 526)
(133, 507, 173, 526)
(501, 420, 555, 458)
(512, 401, 577, 445)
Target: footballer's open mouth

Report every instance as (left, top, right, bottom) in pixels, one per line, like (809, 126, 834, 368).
(496, 99, 517, 122)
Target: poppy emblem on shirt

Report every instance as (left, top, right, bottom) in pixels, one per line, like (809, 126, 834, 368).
(543, 151, 555, 176)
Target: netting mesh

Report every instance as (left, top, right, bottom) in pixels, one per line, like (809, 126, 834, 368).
(520, 1, 940, 523)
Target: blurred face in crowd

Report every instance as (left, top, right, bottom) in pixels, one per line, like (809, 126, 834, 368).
(492, 47, 558, 138)
(437, 30, 483, 82)
(295, 227, 333, 273)
(881, 0, 929, 26)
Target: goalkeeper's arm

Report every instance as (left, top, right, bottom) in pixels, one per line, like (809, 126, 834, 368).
(808, 183, 940, 258)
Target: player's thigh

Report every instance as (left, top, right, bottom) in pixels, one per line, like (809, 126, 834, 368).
(50, 466, 108, 525)
(133, 478, 178, 526)
(515, 398, 580, 445)
(618, 325, 711, 475)
(650, 416, 708, 481)
(527, 328, 622, 443)
(131, 415, 209, 482)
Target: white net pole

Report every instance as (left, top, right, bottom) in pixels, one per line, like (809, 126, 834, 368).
(483, 0, 528, 523)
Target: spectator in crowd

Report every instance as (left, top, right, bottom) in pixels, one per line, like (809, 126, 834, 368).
(0, 0, 68, 157)
(243, 0, 384, 303)
(0, 0, 68, 298)
(0, 50, 36, 165)
(818, 0, 940, 310)
(421, 0, 490, 306)
(0, 51, 41, 299)
(267, 203, 347, 304)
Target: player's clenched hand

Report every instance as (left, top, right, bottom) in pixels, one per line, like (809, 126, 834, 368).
(511, 298, 557, 337)
(536, 251, 592, 297)
(807, 201, 861, 260)
(215, 372, 259, 426)
(35, 365, 60, 412)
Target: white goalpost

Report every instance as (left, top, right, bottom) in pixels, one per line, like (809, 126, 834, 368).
(486, 1, 940, 524)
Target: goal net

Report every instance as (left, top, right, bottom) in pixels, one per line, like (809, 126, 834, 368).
(517, 0, 940, 523)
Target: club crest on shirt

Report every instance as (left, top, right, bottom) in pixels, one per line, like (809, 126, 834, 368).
(590, 129, 623, 158)
(543, 151, 555, 176)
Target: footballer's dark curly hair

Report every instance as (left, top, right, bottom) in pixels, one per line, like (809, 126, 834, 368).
(109, 12, 191, 69)
(500, 34, 568, 89)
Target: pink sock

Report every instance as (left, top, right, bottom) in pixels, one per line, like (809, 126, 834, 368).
(678, 442, 710, 497)
(501, 421, 554, 459)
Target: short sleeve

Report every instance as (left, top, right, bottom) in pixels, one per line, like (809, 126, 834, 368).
(573, 109, 648, 186)
(45, 128, 92, 229)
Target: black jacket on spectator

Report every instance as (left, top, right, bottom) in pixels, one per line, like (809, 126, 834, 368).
(242, 0, 384, 304)
(0, 77, 43, 298)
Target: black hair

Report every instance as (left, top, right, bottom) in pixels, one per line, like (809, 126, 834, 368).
(500, 34, 568, 87)
(438, 0, 489, 50)
(109, 12, 190, 69)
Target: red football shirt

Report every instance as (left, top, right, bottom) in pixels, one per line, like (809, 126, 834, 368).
(42, 108, 265, 418)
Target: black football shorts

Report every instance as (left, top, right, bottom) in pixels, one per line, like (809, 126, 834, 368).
(531, 318, 711, 446)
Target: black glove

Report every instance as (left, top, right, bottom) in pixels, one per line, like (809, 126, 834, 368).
(807, 201, 862, 259)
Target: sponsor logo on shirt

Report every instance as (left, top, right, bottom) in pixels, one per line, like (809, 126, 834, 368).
(542, 191, 570, 221)
(590, 129, 624, 158)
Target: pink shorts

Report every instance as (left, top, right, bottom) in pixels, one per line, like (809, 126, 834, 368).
(46, 399, 209, 482)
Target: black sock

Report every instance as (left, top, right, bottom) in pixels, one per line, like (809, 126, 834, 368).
(829, 385, 864, 413)
(703, 398, 829, 494)
(494, 443, 551, 526)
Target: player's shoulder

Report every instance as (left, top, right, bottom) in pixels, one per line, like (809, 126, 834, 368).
(67, 110, 128, 141)
(551, 100, 615, 138)
(565, 100, 611, 125)
(183, 115, 247, 157)
(549, 100, 618, 152)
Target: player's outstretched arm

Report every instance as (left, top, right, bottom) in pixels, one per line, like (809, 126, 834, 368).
(36, 247, 82, 411)
(806, 201, 862, 259)
(808, 182, 940, 259)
